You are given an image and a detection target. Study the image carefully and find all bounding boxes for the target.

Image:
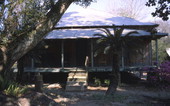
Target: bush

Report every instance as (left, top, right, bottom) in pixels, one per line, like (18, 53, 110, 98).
(0, 75, 14, 91)
(104, 79, 110, 86)
(146, 61, 170, 89)
(94, 77, 101, 86)
(0, 75, 28, 97)
(4, 83, 27, 97)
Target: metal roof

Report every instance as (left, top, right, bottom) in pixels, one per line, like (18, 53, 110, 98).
(45, 8, 167, 39)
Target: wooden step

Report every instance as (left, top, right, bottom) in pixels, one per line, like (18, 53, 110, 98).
(67, 78, 87, 82)
(68, 76, 87, 79)
(65, 71, 88, 91)
(66, 81, 87, 86)
(68, 72, 87, 77)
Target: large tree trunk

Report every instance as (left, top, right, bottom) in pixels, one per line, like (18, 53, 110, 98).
(106, 53, 120, 95)
(16, 57, 24, 83)
(0, 0, 73, 76)
(0, 46, 7, 76)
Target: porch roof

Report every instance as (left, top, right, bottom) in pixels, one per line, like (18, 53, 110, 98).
(45, 8, 168, 39)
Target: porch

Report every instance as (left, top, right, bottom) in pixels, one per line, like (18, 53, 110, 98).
(23, 38, 159, 72)
(22, 65, 156, 73)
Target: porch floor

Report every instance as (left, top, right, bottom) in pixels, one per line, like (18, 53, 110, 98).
(13, 65, 156, 73)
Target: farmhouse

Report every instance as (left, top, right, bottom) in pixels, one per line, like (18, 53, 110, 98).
(18, 9, 167, 90)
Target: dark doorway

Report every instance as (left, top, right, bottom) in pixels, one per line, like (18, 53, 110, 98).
(76, 39, 88, 67)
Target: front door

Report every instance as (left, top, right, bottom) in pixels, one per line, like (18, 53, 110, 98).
(76, 39, 87, 67)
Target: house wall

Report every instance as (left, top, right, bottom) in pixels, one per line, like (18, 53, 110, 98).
(23, 38, 152, 69)
(124, 39, 151, 66)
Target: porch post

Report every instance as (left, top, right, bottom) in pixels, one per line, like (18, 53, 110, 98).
(61, 40, 64, 69)
(91, 39, 94, 67)
(31, 58, 34, 69)
(155, 39, 159, 66)
(149, 41, 153, 65)
(121, 48, 125, 70)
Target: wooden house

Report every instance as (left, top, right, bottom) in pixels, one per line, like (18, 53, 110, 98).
(17, 9, 168, 88)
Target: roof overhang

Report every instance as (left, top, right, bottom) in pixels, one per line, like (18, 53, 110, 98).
(53, 24, 159, 31)
(46, 28, 168, 40)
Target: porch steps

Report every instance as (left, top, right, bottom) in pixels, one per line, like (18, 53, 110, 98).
(65, 71, 88, 91)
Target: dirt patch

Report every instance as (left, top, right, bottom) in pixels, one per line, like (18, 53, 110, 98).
(1, 83, 170, 106)
(43, 83, 170, 106)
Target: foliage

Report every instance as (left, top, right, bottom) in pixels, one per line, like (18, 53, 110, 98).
(4, 83, 27, 97)
(94, 27, 145, 95)
(109, 0, 148, 20)
(152, 37, 170, 63)
(159, 61, 170, 82)
(153, 21, 170, 63)
(0, 0, 50, 46)
(94, 27, 145, 57)
(74, 0, 96, 7)
(146, 0, 170, 21)
(104, 79, 110, 86)
(0, 0, 95, 46)
(155, 20, 170, 34)
(0, 75, 14, 91)
(0, 0, 95, 75)
(93, 77, 101, 86)
(0, 75, 27, 97)
(146, 61, 170, 89)
(0, 0, 4, 4)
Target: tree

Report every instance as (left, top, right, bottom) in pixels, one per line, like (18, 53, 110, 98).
(152, 37, 170, 63)
(146, 0, 170, 21)
(0, 0, 4, 4)
(0, 0, 94, 77)
(108, 0, 149, 20)
(151, 20, 170, 62)
(94, 27, 145, 95)
(155, 20, 170, 33)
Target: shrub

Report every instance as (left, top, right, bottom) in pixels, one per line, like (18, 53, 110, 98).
(104, 79, 110, 86)
(0, 75, 14, 91)
(159, 61, 170, 82)
(0, 75, 28, 97)
(4, 83, 27, 97)
(94, 77, 101, 86)
(146, 61, 170, 89)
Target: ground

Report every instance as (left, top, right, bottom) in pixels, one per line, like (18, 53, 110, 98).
(1, 83, 170, 106)
(42, 83, 170, 106)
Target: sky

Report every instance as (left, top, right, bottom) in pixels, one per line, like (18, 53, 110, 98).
(66, 0, 159, 22)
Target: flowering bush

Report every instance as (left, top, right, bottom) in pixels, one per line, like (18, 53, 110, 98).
(146, 61, 170, 89)
(159, 61, 170, 82)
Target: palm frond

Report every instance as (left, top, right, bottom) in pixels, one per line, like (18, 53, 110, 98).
(103, 28, 113, 37)
(104, 46, 111, 54)
(96, 38, 106, 44)
(94, 47, 105, 57)
(97, 28, 113, 37)
(94, 33, 107, 38)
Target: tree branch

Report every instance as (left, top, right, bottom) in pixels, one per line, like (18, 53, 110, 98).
(6, 0, 73, 69)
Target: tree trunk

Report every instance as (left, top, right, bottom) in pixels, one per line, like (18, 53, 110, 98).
(1, 0, 72, 76)
(0, 46, 7, 77)
(16, 57, 24, 83)
(106, 53, 120, 95)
